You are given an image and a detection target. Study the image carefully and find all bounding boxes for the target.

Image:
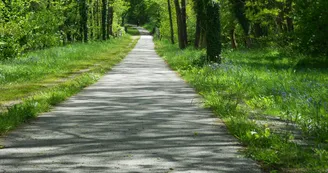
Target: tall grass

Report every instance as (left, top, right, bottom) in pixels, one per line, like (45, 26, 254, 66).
(0, 35, 138, 135)
(155, 39, 328, 172)
(0, 35, 135, 103)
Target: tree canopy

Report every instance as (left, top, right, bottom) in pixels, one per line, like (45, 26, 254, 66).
(1, 0, 327, 60)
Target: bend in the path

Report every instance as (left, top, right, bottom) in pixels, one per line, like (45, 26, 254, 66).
(0, 27, 261, 173)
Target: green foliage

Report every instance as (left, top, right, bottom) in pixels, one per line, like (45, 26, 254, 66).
(155, 39, 328, 172)
(294, 0, 328, 56)
(0, 0, 130, 60)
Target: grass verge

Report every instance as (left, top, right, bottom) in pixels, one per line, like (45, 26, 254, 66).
(126, 26, 140, 36)
(0, 35, 138, 135)
(155, 39, 328, 173)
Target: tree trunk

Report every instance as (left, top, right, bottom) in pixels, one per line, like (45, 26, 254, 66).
(167, 0, 175, 44)
(194, 14, 201, 48)
(230, 0, 251, 48)
(194, 0, 206, 48)
(174, 0, 186, 49)
(180, 0, 188, 46)
(230, 27, 237, 49)
(174, 0, 183, 49)
(80, 0, 88, 42)
(89, 0, 94, 40)
(206, 1, 221, 63)
(96, 0, 101, 39)
(101, 0, 107, 40)
(107, 6, 114, 37)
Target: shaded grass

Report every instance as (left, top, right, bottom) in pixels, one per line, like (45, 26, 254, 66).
(155, 39, 328, 172)
(143, 23, 155, 33)
(0, 73, 99, 134)
(0, 35, 138, 135)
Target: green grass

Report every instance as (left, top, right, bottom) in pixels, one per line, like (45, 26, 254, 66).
(155, 39, 328, 172)
(0, 35, 138, 135)
(143, 23, 155, 33)
(126, 26, 140, 36)
(0, 35, 136, 103)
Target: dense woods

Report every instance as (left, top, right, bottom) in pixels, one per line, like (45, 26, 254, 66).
(1, 0, 327, 61)
(126, 0, 327, 61)
(0, 0, 129, 60)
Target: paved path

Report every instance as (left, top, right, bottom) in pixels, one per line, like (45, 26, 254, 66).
(0, 28, 261, 173)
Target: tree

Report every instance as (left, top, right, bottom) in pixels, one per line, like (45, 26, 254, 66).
(180, 0, 187, 46)
(80, 0, 88, 42)
(230, 0, 251, 48)
(174, 0, 187, 49)
(193, 0, 206, 48)
(107, 3, 114, 37)
(101, 0, 107, 40)
(295, 0, 328, 56)
(167, 0, 174, 44)
(205, 0, 221, 63)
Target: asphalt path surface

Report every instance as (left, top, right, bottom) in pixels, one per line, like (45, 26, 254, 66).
(0, 27, 261, 173)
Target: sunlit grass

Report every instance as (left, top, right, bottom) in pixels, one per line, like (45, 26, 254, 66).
(155, 39, 328, 172)
(0, 35, 135, 103)
(0, 35, 138, 135)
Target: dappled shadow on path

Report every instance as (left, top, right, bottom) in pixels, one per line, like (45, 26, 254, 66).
(0, 36, 261, 172)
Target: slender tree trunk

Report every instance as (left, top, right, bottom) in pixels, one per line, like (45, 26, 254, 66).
(101, 0, 107, 40)
(93, 0, 97, 39)
(194, 14, 201, 48)
(194, 0, 208, 48)
(167, 0, 175, 44)
(194, 0, 206, 48)
(80, 0, 88, 42)
(230, 0, 251, 48)
(89, 0, 93, 40)
(107, 6, 114, 37)
(180, 0, 188, 46)
(230, 26, 237, 49)
(174, 0, 186, 49)
(206, 1, 221, 63)
(96, 0, 101, 39)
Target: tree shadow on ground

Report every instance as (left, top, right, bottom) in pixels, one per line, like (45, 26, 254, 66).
(0, 35, 261, 173)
